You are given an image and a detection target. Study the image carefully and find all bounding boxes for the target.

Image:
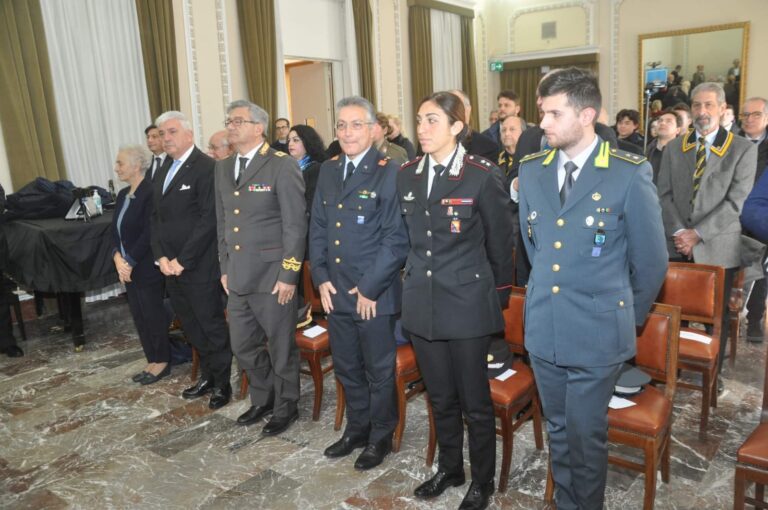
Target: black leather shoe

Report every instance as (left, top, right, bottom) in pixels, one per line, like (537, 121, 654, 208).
(182, 378, 213, 399)
(354, 438, 392, 471)
(324, 434, 368, 458)
(414, 470, 466, 499)
(237, 404, 274, 425)
(262, 409, 299, 436)
(132, 371, 148, 382)
(140, 365, 170, 385)
(458, 480, 495, 510)
(208, 384, 231, 409)
(1, 345, 24, 358)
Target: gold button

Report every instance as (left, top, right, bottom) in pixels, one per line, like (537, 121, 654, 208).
(619, 300, 625, 307)
(598, 221, 605, 227)
(233, 227, 239, 233)
(426, 250, 432, 257)
(426, 270, 432, 277)
(556, 218, 565, 227)
(554, 241, 562, 249)
(337, 204, 343, 209)
(234, 209, 240, 215)
(427, 230, 432, 237)
(334, 240, 340, 246)
(552, 264, 560, 272)
(234, 245, 241, 251)
(335, 222, 341, 228)
(234, 191, 240, 197)
(335, 257, 341, 263)
(552, 285, 560, 294)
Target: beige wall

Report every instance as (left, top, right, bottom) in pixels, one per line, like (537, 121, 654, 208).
(513, 7, 587, 53)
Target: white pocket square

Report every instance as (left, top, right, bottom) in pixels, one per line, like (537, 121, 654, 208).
(179, 184, 191, 191)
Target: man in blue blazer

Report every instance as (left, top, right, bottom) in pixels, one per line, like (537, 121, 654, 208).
(309, 96, 409, 471)
(518, 68, 668, 510)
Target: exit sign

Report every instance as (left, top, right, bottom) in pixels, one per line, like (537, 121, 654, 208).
(489, 61, 503, 72)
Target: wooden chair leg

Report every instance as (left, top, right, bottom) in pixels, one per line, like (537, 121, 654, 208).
(757, 483, 765, 504)
(239, 370, 249, 400)
(729, 315, 738, 367)
(306, 352, 324, 421)
(498, 409, 513, 492)
(661, 429, 671, 483)
(711, 368, 719, 408)
(734, 466, 746, 510)
(392, 375, 407, 453)
(532, 392, 545, 450)
(700, 370, 711, 431)
(426, 396, 436, 467)
(642, 441, 658, 510)
(190, 348, 199, 381)
(544, 456, 555, 503)
(12, 298, 26, 341)
(334, 377, 345, 431)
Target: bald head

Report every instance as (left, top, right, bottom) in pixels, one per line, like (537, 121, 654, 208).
(450, 90, 472, 124)
(500, 116, 525, 154)
(207, 130, 232, 160)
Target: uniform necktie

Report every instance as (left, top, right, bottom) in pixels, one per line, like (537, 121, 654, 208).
(691, 137, 707, 203)
(236, 157, 247, 185)
(560, 161, 577, 206)
(162, 159, 181, 194)
(429, 164, 445, 198)
(343, 161, 355, 187)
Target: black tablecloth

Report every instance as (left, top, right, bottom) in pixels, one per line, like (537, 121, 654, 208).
(2, 212, 119, 293)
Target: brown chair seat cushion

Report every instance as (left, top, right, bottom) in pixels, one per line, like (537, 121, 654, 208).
(738, 423, 768, 467)
(489, 359, 535, 407)
(608, 385, 671, 437)
(295, 319, 330, 351)
(396, 344, 417, 374)
(678, 328, 719, 362)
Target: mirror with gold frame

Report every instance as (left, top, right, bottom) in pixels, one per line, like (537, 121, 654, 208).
(638, 22, 749, 130)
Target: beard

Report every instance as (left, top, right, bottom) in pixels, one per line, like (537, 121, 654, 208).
(694, 114, 717, 132)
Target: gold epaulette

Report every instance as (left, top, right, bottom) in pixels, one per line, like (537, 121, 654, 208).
(275, 151, 287, 157)
(519, 149, 552, 164)
(609, 148, 647, 165)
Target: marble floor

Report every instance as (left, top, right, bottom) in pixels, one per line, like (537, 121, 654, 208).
(0, 296, 765, 510)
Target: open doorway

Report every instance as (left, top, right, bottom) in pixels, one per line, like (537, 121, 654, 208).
(285, 60, 335, 145)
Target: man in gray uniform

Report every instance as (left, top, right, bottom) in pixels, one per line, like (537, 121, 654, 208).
(518, 68, 668, 510)
(216, 99, 307, 436)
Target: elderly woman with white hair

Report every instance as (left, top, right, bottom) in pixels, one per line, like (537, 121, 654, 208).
(111, 144, 170, 385)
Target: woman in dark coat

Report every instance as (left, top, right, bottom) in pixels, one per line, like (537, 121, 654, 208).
(287, 124, 326, 212)
(111, 144, 169, 385)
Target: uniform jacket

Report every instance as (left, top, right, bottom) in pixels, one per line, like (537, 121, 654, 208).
(150, 146, 220, 283)
(518, 139, 668, 367)
(309, 147, 409, 315)
(397, 149, 514, 340)
(215, 143, 307, 295)
(657, 127, 757, 267)
(111, 177, 163, 287)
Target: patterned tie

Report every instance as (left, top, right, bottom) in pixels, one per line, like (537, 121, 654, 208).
(691, 137, 707, 204)
(560, 161, 577, 207)
(429, 164, 445, 198)
(236, 157, 247, 185)
(343, 161, 355, 188)
(162, 160, 182, 194)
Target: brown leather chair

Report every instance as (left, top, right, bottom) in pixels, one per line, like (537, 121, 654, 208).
(334, 342, 423, 452)
(545, 303, 682, 510)
(427, 287, 545, 492)
(728, 269, 746, 366)
(657, 262, 725, 432)
(733, 327, 768, 509)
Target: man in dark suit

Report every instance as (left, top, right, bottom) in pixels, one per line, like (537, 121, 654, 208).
(310, 96, 409, 470)
(518, 68, 668, 510)
(144, 124, 167, 182)
(0, 183, 23, 358)
(482, 89, 521, 149)
(151, 111, 232, 409)
(658, 83, 757, 377)
(216, 100, 307, 435)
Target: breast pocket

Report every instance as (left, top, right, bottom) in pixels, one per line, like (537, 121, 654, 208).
(579, 213, 620, 257)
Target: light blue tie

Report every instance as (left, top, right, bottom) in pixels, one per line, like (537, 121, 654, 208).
(162, 160, 182, 194)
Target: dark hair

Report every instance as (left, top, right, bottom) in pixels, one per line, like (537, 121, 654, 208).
(497, 90, 519, 102)
(725, 104, 735, 112)
(672, 102, 691, 113)
(659, 108, 683, 128)
(537, 67, 601, 120)
(144, 124, 158, 135)
(616, 109, 640, 126)
(275, 117, 290, 127)
(419, 91, 469, 143)
(375, 112, 391, 137)
(290, 124, 327, 163)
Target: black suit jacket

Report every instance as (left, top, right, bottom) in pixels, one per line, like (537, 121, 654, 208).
(111, 177, 163, 287)
(150, 146, 220, 283)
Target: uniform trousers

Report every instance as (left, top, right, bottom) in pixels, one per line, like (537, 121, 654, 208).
(530, 354, 622, 510)
(166, 277, 231, 388)
(125, 280, 169, 363)
(411, 335, 495, 483)
(227, 290, 300, 417)
(328, 312, 397, 443)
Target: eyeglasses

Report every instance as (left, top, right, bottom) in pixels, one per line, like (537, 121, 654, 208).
(224, 118, 257, 127)
(740, 111, 765, 121)
(335, 120, 372, 132)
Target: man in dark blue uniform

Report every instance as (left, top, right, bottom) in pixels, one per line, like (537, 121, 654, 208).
(309, 96, 409, 471)
(518, 68, 668, 509)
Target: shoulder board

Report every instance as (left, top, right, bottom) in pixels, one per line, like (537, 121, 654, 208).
(465, 154, 492, 172)
(400, 156, 422, 170)
(609, 148, 647, 165)
(274, 151, 287, 158)
(378, 157, 390, 166)
(331, 155, 340, 161)
(519, 149, 551, 164)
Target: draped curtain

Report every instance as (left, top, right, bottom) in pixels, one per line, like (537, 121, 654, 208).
(352, 0, 376, 103)
(40, 0, 151, 189)
(460, 16, 479, 131)
(134, 0, 179, 120)
(408, 5, 433, 113)
(238, 0, 279, 127)
(0, 0, 67, 189)
(430, 9, 461, 92)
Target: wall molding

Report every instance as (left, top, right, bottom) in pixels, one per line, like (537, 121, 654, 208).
(507, 0, 594, 54)
(393, 0, 404, 119)
(182, 0, 203, 147)
(609, 0, 624, 117)
(372, 0, 383, 109)
(215, 0, 232, 113)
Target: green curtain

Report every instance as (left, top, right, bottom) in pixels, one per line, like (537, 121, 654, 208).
(460, 16, 478, 131)
(238, 0, 278, 128)
(352, 0, 376, 104)
(135, 0, 180, 121)
(408, 5, 432, 115)
(500, 67, 543, 126)
(0, 0, 67, 189)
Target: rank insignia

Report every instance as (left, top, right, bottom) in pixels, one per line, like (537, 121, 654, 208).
(403, 192, 415, 202)
(358, 190, 370, 199)
(249, 184, 272, 192)
(378, 159, 388, 166)
(282, 257, 301, 272)
(450, 219, 461, 233)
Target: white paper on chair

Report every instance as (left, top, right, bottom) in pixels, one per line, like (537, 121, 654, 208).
(302, 325, 327, 338)
(680, 330, 712, 344)
(495, 368, 517, 381)
(609, 396, 637, 409)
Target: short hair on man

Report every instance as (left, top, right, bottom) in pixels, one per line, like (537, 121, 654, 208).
(144, 124, 158, 136)
(537, 67, 601, 119)
(615, 109, 640, 126)
(690, 82, 726, 105)
(274, 117, 290, 127)
(451, 89, 471, 109)
(659, 108, 683, 128)
(743, 97, 768, 114)
(672, 102, 691, 113)
(155, 111, 192, 131)
(497, 90, 519, 103)
(336, 96, 376, 123)
(227, 99, 270, 136)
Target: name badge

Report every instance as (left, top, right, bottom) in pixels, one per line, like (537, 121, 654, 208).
(592, 229, 606, 257)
